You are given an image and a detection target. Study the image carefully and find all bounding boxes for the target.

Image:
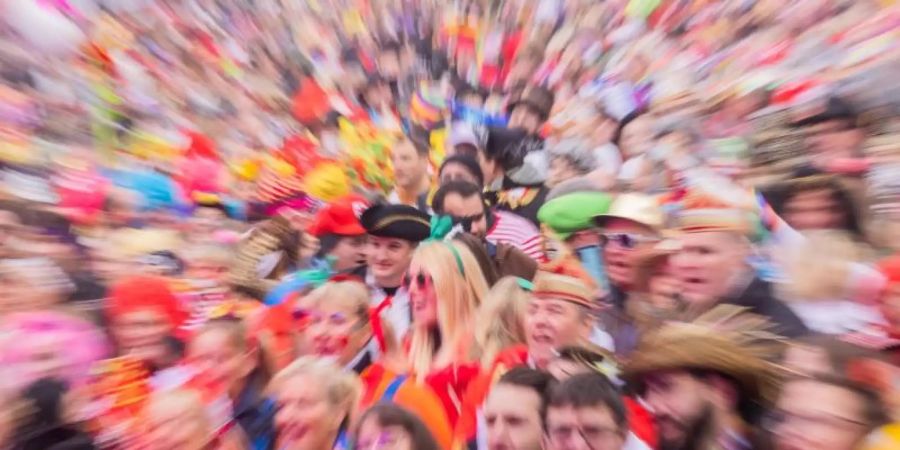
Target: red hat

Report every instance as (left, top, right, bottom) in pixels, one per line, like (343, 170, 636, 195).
(307, 194, 369, 237)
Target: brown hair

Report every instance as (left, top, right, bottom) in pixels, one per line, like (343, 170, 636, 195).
(352, 403, 441, 450)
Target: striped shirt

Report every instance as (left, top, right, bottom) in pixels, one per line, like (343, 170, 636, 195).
(486, 210, 546, 262)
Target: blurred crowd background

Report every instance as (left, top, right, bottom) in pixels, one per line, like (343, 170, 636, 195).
(1, 0, 900, 449)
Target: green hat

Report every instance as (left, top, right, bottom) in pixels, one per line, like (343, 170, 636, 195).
(538, 192, 613, 240)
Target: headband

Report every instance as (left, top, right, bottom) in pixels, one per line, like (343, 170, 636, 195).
(429, 215, 465, 275)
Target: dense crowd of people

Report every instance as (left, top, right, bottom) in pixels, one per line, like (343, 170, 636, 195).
(1, 0, 900, 449)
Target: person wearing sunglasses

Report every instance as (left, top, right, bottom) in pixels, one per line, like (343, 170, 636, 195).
(592, 193, 665, 356)
(301, 279, 379, 374)
(432, 181, 546, 262)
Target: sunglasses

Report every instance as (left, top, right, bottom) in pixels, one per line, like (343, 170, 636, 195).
(402, 271, 433, 290)
(449, 212, 485, 233)
(599, 232, 658, 249)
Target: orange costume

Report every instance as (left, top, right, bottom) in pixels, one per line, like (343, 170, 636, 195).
(360, 363, 454, 450)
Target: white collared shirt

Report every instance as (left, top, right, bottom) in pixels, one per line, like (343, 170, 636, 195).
(365, 270, 412, 341)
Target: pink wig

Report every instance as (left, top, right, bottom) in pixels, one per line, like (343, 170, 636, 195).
(0, 311, 111, 391)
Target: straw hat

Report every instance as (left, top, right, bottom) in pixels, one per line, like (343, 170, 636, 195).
(624, 305, 784, 403)
(593, 193, 665, 232)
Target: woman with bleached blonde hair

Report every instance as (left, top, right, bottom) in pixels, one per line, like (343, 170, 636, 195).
(269, 357, 361, 450)
(473, 277, 530, 365)
(405, 241, 488, 377)
(402, 240, 490, 428)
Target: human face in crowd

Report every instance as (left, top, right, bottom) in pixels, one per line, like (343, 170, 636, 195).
(331, 235, 368, 272)
(440, 192, 488, 238)
(509, 105, 543, 135)
(671, 231, 749, 310)
(355, 415, 415, 450)
(450, 143, 480, 159)
(406, 262, 438, 328)
(641, 371, 716, 450)
(191, 206, 226, 234)
(485, 383, 545, 450)
(143, 392, 210, 450)
(187, 327, 252, 398)
(545, 402, 626, 450)
(781, 344, 833, 377)
(187, 258, 229, 284)
(440, 161, 481, 186)
(274, 374, 342, 450)
(306, 297, 368, 366)
(782, 188, 846, 231)
(805, 119, 864, 161)
(367, 236, 415, 286)
(477, 150, 503, 185)
(601, 218, 659, 291)
(771, 379, 876, 450)
(548, 156, 581, 188)
(525, 297, 591, 369)
(111, 309, 172, 367)
(391, 140, 427, 190)
(619, 115, 655, 158)
(378, 49, 401, 81)
(0, 270, 56, 315)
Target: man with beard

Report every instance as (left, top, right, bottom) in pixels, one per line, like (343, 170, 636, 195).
(624, 305, 782, 450)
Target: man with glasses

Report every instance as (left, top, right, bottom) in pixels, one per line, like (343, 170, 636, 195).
(592, 193, 666, 355)
(432, 181, 546, 261)
(769, 375, 889, 450)
(544, 373, 629, 450)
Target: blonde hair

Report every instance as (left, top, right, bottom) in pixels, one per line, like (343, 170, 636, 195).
(270, 356, 361, 414)
(474, 277, 529, 365)
(450, 241, 490, 306)
(407, 241, 486, 377)
(304, 280, 371, 325)
(186, 245, 233, 266)
(304, 280, 402, 353)
(776, 230, 871, 302)
(143, 389, 211, 442)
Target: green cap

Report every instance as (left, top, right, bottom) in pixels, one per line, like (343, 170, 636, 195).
(538, 192, 614, 240)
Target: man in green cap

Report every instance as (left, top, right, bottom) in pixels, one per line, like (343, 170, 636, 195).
(538, 177, 614, 290)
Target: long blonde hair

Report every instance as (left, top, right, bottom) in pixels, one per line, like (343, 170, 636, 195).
(474, 277, 529, 365)
(407, 241, 486, 377)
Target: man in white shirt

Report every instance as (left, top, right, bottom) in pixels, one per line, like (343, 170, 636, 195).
(359, 203, 431, 340)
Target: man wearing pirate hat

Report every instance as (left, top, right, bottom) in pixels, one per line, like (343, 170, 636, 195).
(359, 202, 432, 341)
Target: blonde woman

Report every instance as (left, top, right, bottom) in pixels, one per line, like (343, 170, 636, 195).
(473, 277, 530, 365)
(405, 241, 487, 375)
(302, 279, 392, 374)
(269, 357, 361, 450)
(141, 389, 245, 450)
(404, 241, 488, 427)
